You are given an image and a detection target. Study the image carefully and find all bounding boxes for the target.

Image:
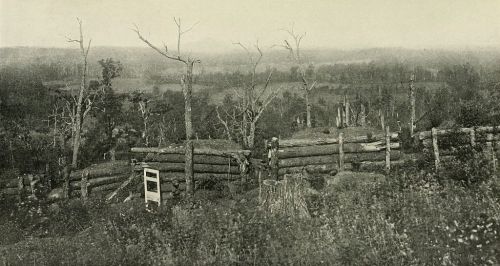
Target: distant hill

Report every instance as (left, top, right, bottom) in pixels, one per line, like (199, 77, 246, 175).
(2, 46, 500, 73)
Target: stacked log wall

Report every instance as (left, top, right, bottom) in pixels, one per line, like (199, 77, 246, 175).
(418, 127, 500, 158)
(274, 132, 401, 176)
(69, 160, 132, 197)
(131, 148, 250, 199)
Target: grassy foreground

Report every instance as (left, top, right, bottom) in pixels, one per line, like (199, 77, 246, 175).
(0, 170, 499, 265)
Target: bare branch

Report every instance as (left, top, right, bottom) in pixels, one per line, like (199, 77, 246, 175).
(255, 69, 274, 105)
(132, 24, 186, 64)
(307, 80, 317, 91)
(215, 106, 232, 141)
(254, 87, 282, 122)
(65, 37, 80, 43)
(181, 20, 200, 34)
(233, 42, 251, 58)
(85, 39, 92, 59)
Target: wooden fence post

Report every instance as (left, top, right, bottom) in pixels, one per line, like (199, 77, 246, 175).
(335, 109, 340, 128)
(338, 132, 345, 171)
(17, 175, 23, 202)
(470, 129, 476, 147)
(360, 104, 366, 127)
(62, 164, 72, 199)
(28, 174, 35, 198)
(385, 126, 391, 174)
(345, 96, 350, 127)
(185, 140, 195, 201)
(379, 110, 385, 130)
(269, 137, 279, 180)
(486, 133, 497, 176)
(432, 128, 440, 172)
(258, 170, 262, 203)
(339, 103, 344, 128)
(81, 170, 89, 202)
(45, 163, 52, 190)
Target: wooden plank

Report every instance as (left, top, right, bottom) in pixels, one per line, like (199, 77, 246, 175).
(144, 168, 161, 206)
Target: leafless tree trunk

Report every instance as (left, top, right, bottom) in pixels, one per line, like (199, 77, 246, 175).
(182, 61, 195, 139)
(133, 18, 200, 201)
(305, 91, 311, 128)
(66, 18, 92, 168)
(282, 26, 316, 128)
(216, 42, 281, 150)
(409, 74, 416, 136)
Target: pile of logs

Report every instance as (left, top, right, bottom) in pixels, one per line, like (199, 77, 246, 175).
(131, 147, 251, 200)
(268, 128, 402, 177)
(0, 174, 40, 199)
(69, 160, 132, 198)
(418, 126, 499, 172)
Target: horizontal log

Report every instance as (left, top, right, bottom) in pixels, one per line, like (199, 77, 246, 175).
(279, 133, 399, 148)
(422, 138, 500, 148)
(0, 187, 31, 195)
(161, 192, 175, 200)
(278, 142, 400, 159)
(278, 160, 406, 176)
(72, 182, 122, 196)
(71, 174, 128, 188)
(140, 181, 176, 193)
(419, 126, 500, 140)
(0, 179, 21, 188)
(279, 151, 401, 168)
(357, 160, 405, 172)
(0, 175, 43, 188)
(160, 183, 175, 192)
(131, 147, 251, 158)
(70, 161, 131, 180)
(279, 164, 338, 176)
(143, 153, 238, 165)
(159, 172, 240, 181)
(142, 162, 240, 174)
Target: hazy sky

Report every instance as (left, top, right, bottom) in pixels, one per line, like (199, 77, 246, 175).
(1, 0, 499, 51)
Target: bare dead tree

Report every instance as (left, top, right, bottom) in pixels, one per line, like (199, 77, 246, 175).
(216, 42, 281, 149)
(65, 18, 92, 168)
(133, 18, 200, 200)
(281, 26, 316, 128)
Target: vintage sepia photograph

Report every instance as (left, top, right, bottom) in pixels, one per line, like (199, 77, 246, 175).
(1, 0, 499, 264)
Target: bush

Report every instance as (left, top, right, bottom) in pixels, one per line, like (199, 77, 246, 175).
(1, 168, 499, 265)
